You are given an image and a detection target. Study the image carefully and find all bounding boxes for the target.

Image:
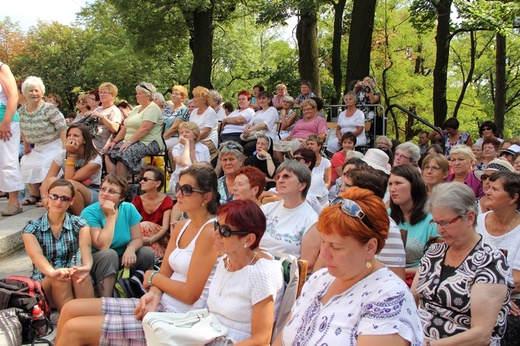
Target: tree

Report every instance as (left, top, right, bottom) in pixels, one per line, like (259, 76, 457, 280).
(296, 0, 321, 97)
(0, 18, 27, 65)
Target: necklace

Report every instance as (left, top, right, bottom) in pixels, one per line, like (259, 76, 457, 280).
(490, 212, 518, 236)
(220, 250, 259, 296)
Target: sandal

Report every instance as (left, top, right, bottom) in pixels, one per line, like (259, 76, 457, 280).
(22, 195, 40, 206)
(1, 204, 23, 216)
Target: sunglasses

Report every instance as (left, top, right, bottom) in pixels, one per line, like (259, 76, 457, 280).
(175, 183, 205, 196)
(139, 83, 152, 93)
(48, 194, 73, 202)
(293, 156, 307, 162)
(330, 197, 374, 229)
(482, 127, 492, 131)
(480, 174, 490, 181)
(214, 221, 252, 238)
(140, 177, 157, 182)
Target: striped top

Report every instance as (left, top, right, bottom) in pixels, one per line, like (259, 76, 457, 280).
(19, 102, 67, 145)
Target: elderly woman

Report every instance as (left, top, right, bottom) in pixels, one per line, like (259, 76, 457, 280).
(132, 167, 174, 259)
(272, 83, 289, 109)
(421, 153, 450, 196)
(273, 99, 327, 163)
(0, 61, 24, 216)
(105, 82, 164, 177)
(393, 141, 421, 167)
(169, 121, 211, 191)
(389, 164, 440, 282)
(244, 135, 279, 189)
(327, 91, 366, 155)
(477, 158, 516, 213)
(209, 89, 226, 121)
(72, 94, 91, 123)
(232, 166, 266, 204)
(22, 179, 94, 311)
(55, 166, 220, 345)
(412, 182, 512, 345)
(162, 85, 189, 149)
(294, 80, 316, 105)
(116, 100, 133, 121)
(217, 141, 244, 204)
(40, 124, 102, 215)
(445, 144, 483, 198)
(274, 187, 422, 345)
(19, 76, 67, 206)
(277, 95, 298, 140)
(261, 160, 320, 271)
(376, 135, 393, 151)
(89, 82, 123, 153)
(80, 174, 155, 297)
(476, 137, 501, 171)
(220, 90, 255, 144)
(189, 86, 219, 161)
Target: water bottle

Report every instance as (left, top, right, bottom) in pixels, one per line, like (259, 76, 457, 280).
(32, 305, 47, 337)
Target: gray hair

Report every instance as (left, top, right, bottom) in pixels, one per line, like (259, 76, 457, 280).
(219, 141, 244, 160)
(136, 82, 156, 101)
(428, 182, 478, 226)
(283, 95, 294, 104)
(377, 135, 393, 147)
(396, 141, 421, 164)
(154, 92, 165, 105)
(449, 144, 476, 163)
(209, 90, 223, 104)
(276, 160, 312, 198)
(22, 76, 45, 97)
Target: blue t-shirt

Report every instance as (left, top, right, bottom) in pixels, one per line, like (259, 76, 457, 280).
(81, 202, 142, 256)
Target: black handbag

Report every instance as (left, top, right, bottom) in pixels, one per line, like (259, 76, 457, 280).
(74, 114, 98, 137)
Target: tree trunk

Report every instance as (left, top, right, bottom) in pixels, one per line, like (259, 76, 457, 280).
(189, 7, 214, 90)
(494, 33, 506, 136)
(453, 31, 475, 119)
(296, 10, 321, 98)
(344, 0, 377, 92)
(432, 0, 452, 126)
(331, 0, 347, 111)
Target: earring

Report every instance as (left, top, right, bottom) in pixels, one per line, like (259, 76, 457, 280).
(366, 261, 372, 269)
(243, 243, 248, 249)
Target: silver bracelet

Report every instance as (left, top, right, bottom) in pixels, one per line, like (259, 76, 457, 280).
(148, 270, 159, 287)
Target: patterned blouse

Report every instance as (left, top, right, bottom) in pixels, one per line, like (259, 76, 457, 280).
(415, 237, 512, 345)
(19, 102, 67, 145)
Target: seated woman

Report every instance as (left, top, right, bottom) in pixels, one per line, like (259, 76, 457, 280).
(80, 174, 155, 297)
(476, 137, 501, 171)
(273, 187, 422, 345)
(217, 141, 244, 204)
(189, 86, 219, 162)
(261, 160, 321, 271)
(132, 166, 174, 259)
(169, 121, 211, 191)
(273, 99, 327, 162)
(293, 148, 329, 208)
(244, 134, 279, 190)
(219, 90, 255, 144)
(105, 82, 164, 177)
(22, 179, 94, 311)
(306, 134, 332, 188)
(277, 95, 298, 140)
(445, 144, 483, 198)
(55, 166, 220, 345)
(40, 123, 102, 215)
(412, 182, 512, 345)
(388, 164, 440, 284)
(421, 153, 449, 196)
(232, 166, 266, 205)
(162, 85, 189, 149)
(330, 131, 356, 183)
(208, 199, 284, 344)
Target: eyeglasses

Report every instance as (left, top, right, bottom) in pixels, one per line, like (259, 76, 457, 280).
(140, 177, 157, 182)
(330, 197, 374, 229)
(100, 187, 122, 195)
(482, 127, 492, 131)
(139, 83, 152, 94)
(395, 152, 411, 160)
(302, 107, 314, 112)
(175, 183, 205, 196)
(76, 100, 84, 104)
(48, 194, 73, 202)
(293, 156, 307, 162)
(423, 165, 441, 172)
(214, 221, 252, 238)
(480, 174, 490, 181)
(430, 215, 463, 227)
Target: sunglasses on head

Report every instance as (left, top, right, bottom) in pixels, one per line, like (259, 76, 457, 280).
(139, 83, 152, 93)
(214, 221, 252, 238)
(175, 183, 205, 196)
(48, 194, 72, 202)
(330, 197, 374, 229)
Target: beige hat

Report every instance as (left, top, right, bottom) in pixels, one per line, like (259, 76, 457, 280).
(362, 148, 391, 175)
(474, 158, 515, 180)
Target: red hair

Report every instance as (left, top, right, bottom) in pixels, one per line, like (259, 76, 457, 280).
(238, 89, 252, 101)
(218, 200, 266, 249)
(236, 166, 266, 198)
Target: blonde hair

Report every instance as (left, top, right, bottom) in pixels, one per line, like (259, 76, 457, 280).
(449, 144, 476, 163)
(192, 86, 211, 106)
(179, 121, 201, 141)
(99, 82, 118, 97)
(171, 85, 188, 99)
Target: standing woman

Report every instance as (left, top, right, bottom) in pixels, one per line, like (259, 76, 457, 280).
(272, 83, 289, 109)
(132, 166, 174, 259)
(430, 117, 473, 157)
(72, 94, 91, 123)
(105, 82, 164, 178)
(19, 76, 67, 206)
(220, 89, 255, 144)
(162, 85, 189, 149)
(22, 179, 94, 311)
(388, 164, 440, 281)
(326, 91, 366, 155)
(0, 61, 24, 216)
(40, 123, 102, 215)
(189, 86, 219, 162)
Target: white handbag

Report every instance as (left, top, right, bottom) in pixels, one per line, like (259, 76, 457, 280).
(142, 308, 229, 346)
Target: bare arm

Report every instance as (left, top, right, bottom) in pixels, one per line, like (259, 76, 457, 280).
(0, 63, 18, 141)
(163, 118, 185, 139)
(323, 166, 332, 189)
(301, 223, 320, 272)
(358, 334, 409, 346)
(235, 296, 275, 346)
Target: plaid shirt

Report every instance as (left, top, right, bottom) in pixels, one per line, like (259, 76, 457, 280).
(21, 212, 88, 281)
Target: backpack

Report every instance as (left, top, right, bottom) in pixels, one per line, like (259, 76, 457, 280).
(0, 276, 52, 343)
(113, 268, 147, 299)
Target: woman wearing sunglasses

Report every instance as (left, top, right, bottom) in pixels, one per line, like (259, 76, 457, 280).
(208, 199, 283, 344)
(55, 166, 219, 346)
(39, 123, 102, 215)
(22, 179, 94, 312)
(273, 187, 422, 345)
(131, 166, 174, 258)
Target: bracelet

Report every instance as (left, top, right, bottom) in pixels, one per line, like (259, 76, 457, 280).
(148, 270, 160, 287)
(41, 195, 46, 199)
(65, 161, 75, 167)
(67, 152, 77, 157)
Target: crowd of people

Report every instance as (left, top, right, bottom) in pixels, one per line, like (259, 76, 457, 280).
(2, 61, 520, 345)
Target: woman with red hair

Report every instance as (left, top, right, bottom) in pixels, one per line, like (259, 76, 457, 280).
(220, 89, 255, 144)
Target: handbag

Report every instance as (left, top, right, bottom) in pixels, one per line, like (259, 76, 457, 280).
(142, 308, 229, 346)
(74, 114, 99, 137)
(0, 307, 25, 346)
